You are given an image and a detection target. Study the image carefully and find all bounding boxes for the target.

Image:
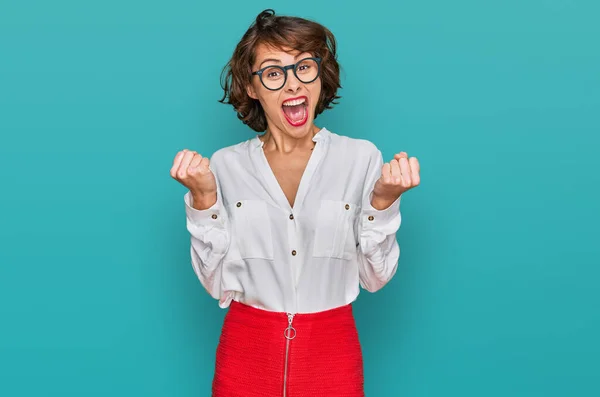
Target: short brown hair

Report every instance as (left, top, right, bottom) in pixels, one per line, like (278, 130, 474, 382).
(219, 9, 342, 132)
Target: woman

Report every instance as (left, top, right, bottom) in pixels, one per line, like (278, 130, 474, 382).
(170, 9, 420, 397)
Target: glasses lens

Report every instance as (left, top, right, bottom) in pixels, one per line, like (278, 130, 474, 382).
(261, 66, 286, 90)
(295, 59, 319, 83)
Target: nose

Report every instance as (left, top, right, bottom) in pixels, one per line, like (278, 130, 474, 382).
(283, 69, 301, 93)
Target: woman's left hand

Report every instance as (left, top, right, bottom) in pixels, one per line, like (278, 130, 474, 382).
(371, 152, 420, 210)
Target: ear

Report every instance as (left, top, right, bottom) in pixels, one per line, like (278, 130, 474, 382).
(246, 83, 258, 100)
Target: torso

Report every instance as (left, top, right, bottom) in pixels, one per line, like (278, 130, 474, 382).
(203, 127, 394, 313)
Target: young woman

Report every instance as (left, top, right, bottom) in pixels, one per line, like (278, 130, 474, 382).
(170, 9, 420, 397)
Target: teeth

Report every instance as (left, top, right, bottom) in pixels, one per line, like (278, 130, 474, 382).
(283, 98, 306, 106)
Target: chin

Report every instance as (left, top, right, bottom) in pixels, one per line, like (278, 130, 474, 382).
(281, 118, 315, 138)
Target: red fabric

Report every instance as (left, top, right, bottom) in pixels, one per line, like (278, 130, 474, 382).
(213, 301, 364, 397)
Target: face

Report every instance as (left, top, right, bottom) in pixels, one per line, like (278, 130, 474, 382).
(247, 44, 322, 139)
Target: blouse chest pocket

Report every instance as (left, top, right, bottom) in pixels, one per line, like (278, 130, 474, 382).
(229, 199, 274, 260)
(312, 200, 359, 260)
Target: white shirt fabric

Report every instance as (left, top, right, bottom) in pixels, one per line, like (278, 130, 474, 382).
(184, 127, 401, 314)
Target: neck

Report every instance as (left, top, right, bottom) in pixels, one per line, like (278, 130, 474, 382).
(260, 124, 320, 154)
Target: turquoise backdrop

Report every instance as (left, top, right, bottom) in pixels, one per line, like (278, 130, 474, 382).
(1, 0, 599, 395)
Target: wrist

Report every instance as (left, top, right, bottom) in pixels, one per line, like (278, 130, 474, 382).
(370, 193, 399, 211)
(191, 191, 217, 210)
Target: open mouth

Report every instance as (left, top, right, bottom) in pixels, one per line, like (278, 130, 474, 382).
(282, 96, 308, 127)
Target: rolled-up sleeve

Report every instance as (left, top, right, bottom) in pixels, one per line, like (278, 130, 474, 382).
(184, 161, 230, 299)
(357, 147, 402, 292)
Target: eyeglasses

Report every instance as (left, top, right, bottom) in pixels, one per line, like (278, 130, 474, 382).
(251, 57, 322, 91)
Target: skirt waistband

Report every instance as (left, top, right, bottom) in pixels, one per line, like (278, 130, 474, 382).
(228, 300, 354, 326)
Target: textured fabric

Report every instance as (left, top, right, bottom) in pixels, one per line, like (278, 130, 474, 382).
(213, 301, 364, 397)
(184, 127, 402, 313)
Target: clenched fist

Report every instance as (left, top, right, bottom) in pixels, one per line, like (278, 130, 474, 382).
(171, 149, 218, 210)
(371, 152, 420, 210)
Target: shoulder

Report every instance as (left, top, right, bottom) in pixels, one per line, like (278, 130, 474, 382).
(209, 136, 258, 167)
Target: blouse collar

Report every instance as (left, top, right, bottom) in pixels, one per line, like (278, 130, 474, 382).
(251, 127, 330, 148)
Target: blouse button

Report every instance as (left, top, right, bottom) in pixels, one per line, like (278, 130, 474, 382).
(211, 214, 218, 220)
(368, 215, 375, 221)
(236, 202, 242, 207)
(291, 250, 297, 256)
(345, 204, 350, 210)
(289, 214, 294, 220)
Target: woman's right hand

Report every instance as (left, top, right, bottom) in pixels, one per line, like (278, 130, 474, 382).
(171, 149, 217, 209)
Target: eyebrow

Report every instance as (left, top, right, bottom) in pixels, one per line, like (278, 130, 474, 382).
(259, 58, 282, 68)
(258, 53, 312, 68)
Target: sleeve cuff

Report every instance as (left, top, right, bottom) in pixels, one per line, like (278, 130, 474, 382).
(361, 194, 402, 230)
(184, 191, 224, 227)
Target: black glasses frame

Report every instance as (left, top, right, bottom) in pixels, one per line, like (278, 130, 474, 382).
(251, 57, 322, 91)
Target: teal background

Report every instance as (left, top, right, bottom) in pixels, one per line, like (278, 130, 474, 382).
(1, 0, 599, 395)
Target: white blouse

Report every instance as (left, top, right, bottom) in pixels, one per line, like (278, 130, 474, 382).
(184, 127, 402, 314)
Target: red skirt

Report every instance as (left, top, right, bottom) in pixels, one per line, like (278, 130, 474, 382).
(212, 301, 364, 397)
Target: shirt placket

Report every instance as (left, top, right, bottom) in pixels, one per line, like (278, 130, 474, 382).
(251, 133, 328, 311)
